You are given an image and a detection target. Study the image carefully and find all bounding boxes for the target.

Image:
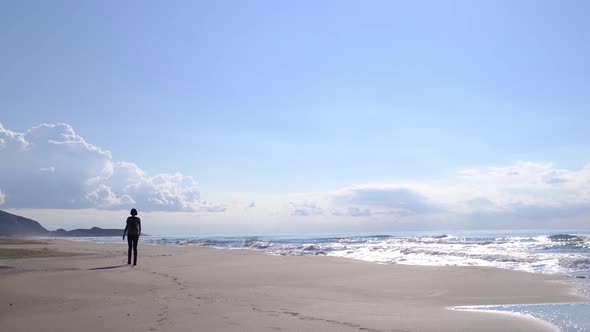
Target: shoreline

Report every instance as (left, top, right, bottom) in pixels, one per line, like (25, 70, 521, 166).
(448, 307, 561, 332)
(1, 238, 588, 331)
(51, 230, 590, 279)
(451, 302, 590, 332)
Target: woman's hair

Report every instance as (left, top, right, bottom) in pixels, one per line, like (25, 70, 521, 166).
(130, 208, 138, 216)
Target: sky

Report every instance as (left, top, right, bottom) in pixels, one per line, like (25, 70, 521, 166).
(1, 1, 589, 235)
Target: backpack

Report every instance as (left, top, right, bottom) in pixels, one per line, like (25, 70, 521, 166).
(127, 217, 140, 236)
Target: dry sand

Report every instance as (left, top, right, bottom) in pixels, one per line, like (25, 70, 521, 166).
(0, 238, 587, 332)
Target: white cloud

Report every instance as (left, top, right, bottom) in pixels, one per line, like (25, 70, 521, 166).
(0, 189, 5, 205)
(454, 162, 590, 210)
(0, 122, 224, 212)
(287, 161, 590, 227)
(331, 186, 441, 217)
(109, 165, 201, 211)
(0, 122, 112, 208)
(85, 184, 136, 209)
(290, 202, 323, 216)
(331, 206, 372, 217)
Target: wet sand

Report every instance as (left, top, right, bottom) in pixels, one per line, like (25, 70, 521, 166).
(0, 238, 586, 331)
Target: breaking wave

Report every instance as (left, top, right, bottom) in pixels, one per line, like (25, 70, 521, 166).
(141, 230, 590, 278)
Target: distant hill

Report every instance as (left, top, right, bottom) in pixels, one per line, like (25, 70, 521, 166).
(51, 227, 123, 237)
(0, 210, 49, 236)
(0, 210, 123, 237)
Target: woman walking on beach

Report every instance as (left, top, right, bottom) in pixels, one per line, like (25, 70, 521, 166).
(122, 208, 141, 265)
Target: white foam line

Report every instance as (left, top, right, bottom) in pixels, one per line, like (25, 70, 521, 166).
(448, 305, 561, 332)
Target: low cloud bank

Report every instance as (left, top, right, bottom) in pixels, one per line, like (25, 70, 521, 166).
(288, 162, 590, 226)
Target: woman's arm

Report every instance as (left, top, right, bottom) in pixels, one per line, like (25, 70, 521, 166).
(122, 223, 128, 240)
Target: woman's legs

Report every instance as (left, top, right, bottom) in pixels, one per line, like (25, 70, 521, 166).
(132, 235, 139, 265)
(127, 236, 133, 264)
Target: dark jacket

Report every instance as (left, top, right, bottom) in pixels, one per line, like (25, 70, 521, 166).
(125, 216, 141, 236)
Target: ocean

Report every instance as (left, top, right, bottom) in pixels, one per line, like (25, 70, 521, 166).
(78, 229, 590, 331)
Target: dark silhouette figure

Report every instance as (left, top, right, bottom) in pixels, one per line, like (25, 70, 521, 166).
(122, 208, 141, 265)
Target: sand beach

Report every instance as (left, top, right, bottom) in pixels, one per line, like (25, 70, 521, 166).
(0, 238, 586, 332)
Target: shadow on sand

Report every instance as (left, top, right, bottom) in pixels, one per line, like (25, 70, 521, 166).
(87, 264, 128, 270)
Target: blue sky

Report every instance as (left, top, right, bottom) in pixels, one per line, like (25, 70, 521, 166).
(1, 1, 589, 234)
